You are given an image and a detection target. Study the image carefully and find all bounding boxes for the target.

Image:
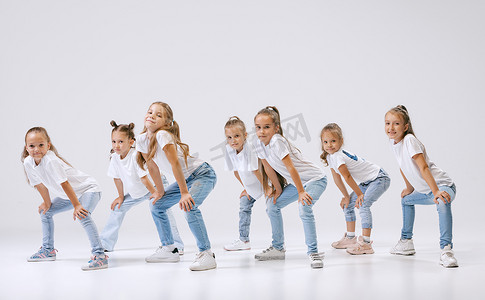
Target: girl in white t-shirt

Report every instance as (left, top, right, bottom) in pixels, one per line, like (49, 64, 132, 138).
(253, 106, 327, 269)
(320, 123, 390, 255)
(223, 116, 265, 251)
(22, 127, 107, 271)
(385, 105, 458, 268)
(136, 101, 217, 271)
(99, 121, 184, 253)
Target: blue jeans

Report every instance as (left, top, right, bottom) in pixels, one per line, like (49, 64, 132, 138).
(40, 192, 104, 255)
(344, 169, 390, 228)
(266, 177, 327, 254)
(239, 195, 256, 242)
(150, 163, 217, 252)
(401, 184, 456, 249)
(100, 192, 184, 251)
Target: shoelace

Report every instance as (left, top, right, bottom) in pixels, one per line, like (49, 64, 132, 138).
(262, 246, 275, 253)
(309, 252, 325, 260)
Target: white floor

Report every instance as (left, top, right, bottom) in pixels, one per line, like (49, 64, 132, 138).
(1, 232, 483, 300)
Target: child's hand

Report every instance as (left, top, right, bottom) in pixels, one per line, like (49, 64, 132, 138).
(240, 190, 250, 200)
(73, 204, 89, 220)
(111, 197, 124, 211)
(355, 194, 365, 209)
(401, 187, 414, 198)
(38, 202, 51, 214)
(340, 195, 350, 209)
(179, 193, 195, 212)
(272, 188, 282, 204)
(150, 191, 164, 205)
(298, 191, 313, 206)
(433, 190, 451, 204)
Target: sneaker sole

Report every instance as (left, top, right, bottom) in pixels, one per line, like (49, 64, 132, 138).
(332, 244, 356, 249)
(224, 247, 251, 251)
(27, 257, 56, 262)
(254, 255, 285, 261)
(347, 250, 375, 255)
(189, 263, 217, 271)
(145, 258, 180, 263)
(390, 250, 416, 256)
(81, 264, 108, 271)
(440, 261, 459, 268)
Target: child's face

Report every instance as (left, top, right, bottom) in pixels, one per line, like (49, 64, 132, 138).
(144, 104, 166, 133)
(25, 132, 51, 164)
(255, 114, 279, 146)
(321, 131, 342, 155)
(225, 126, 247, 153)
(112, 131, 134, 159)
(385, 112, 408, 143)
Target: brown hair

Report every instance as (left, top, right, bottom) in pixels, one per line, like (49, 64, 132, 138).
(136, 102, 191, 170)
(254, 106, 287, 195)
(386, 105, 416, 137)
(21, 127, 71, 166)
(319, 123, 344, 166)
(224, 116, 247, 134)
(110, 120, 135, 154)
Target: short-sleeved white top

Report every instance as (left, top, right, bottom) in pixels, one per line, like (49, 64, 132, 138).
(390, 134, 453, 194)
(224, 141, 264, 199)
(23, 150, 100, 199)
(136, 130, 204, 179)
(327, 149, 381, 184)
(107, 148, 149, 199)
(253, 134, 325, 186)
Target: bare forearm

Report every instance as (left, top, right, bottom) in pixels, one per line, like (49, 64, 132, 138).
(140, 176, 156, 194)
(60, 181, 81, 207)
(171, 161, 189, 194)
(147, 161, 165, 194)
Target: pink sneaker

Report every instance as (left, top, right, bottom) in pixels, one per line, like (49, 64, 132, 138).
(331, 233, 357, 249)
(346, 236, 374, 255)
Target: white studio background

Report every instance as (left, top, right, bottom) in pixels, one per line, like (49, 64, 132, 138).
(1, 1, 484, 255)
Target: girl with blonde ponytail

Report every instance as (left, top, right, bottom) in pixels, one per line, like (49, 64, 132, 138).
(135, 102, 217, 271)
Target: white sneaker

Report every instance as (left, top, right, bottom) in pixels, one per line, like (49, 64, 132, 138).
(189, 250, 217, 271)
(178, 249, 184, 256)
(440, 245, 458, 268)
(390, 239, 416, 255)
(254, 246, 285, 261)
(309, 252, 324, 269)
(224, 239, 251, 251)
(145, 246, 181, 263)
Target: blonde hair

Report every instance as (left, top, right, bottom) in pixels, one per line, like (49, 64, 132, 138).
(224, 116, 247, 134)
(319, 123, 344, 166)
(110, 120, 135, 154)
(137, 102, 191, 170)
(254, 106, 287, 195)
(21, 127, 70, 165)
(386, 105, 416, 137)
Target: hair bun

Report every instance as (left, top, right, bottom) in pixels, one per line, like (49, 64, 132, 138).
(128, 123, 135, 130)
(228, 116, 240, 121)
(397, 105, 408, 112)
(110, 120, 118, 128)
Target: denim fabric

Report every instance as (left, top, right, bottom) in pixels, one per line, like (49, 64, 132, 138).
(150, 163, 217, 252)
(239, 195, 256, 242)
(344, 169, 390, 228)
(40, 192, 104, 255)
(266, 177, 327, 254)
(100, 192, 184, 251)
(401, 184, 456, 249)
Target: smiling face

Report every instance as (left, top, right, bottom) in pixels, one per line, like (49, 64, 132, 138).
(25, 132, 51, 164)
(254, 114, 279, 146)
(385, 112, 409, 143)
(321, 130, 343, 155)
(225, 125, 247, 153)
(112, 131, 134, 159)
(144, 103, 167, 134)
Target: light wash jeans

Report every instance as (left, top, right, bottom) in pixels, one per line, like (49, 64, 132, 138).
(100, 192, 184, 251)
(344, 169, 390, 228)
(239, 195, 256, 242)
(150, 163, 217, 252)
(401, 184, 456, 249)
(40, 192, 104, 255)
(266, 176, 327, 254)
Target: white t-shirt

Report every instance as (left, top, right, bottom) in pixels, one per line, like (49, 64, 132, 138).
(224, 141, 264, 199)
(327, 149, 381, 184)
(136, 130, 204, 179)
(24, 150, 100, 199)
(390, 134, 453, 194)
(107, 148, 149, 199)
(253, 134, 325, 186)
